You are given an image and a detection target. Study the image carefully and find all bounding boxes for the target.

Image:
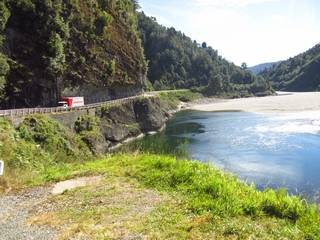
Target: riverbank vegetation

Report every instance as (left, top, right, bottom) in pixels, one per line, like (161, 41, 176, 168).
(1, 115, 320, 239)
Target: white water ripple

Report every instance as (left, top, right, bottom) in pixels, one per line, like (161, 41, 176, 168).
(255, 111, 320, 135)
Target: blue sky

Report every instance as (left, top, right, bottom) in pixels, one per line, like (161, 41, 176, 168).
(139, 0, 320, 66)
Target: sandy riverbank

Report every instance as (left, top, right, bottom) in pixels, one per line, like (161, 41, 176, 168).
(189, 92, 320, 113)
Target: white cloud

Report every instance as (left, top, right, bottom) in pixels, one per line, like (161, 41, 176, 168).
(140, 0, 320, 66)
(194, 0, 281, 8)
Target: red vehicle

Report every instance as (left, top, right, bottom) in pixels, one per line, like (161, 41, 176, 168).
(58, 97, 84, 108)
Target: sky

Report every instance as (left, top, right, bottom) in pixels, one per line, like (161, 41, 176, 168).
(139, 0, 320, 66)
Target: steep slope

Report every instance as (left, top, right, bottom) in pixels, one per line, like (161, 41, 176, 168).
(261, 44, 320, 91)
(249, 61, 281, 75)
(138, 12, 273, 97)
(0, 0, 147, 108)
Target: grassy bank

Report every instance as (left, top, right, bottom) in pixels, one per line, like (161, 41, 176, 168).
(0, 115, 92, 191)
(27, 153, 320, 239)
(1, 112, 320, 239)
(158, 89, 203, 109)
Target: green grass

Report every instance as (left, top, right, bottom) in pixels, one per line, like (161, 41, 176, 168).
(120, 133, 190, 158)
(158, 90, 203, 108)
(22, 153, 320, 239)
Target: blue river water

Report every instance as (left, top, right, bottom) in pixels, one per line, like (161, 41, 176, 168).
(159, 110, 320, 202)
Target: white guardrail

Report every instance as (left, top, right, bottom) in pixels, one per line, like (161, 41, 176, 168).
(0, 160, 3, 176)
(0, 94, 149, 118)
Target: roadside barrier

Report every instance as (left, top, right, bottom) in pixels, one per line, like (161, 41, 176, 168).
(0, 160, 3, 176)
(0, 94, 150, 118)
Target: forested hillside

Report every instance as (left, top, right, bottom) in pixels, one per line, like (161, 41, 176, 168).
(0, 0, 147, 108)
(138, 12, 273, 97)
(0, 0, 274, 110)
(261, 44, 320, 91)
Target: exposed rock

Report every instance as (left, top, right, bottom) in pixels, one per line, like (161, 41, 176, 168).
(50, 97, 171, 154)
(134, 97, 166, 132)
(102, 122, 140, 142)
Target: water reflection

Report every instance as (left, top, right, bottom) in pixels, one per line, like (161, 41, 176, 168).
(145, 110, 320, 202)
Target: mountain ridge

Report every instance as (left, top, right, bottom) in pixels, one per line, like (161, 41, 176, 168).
(260, 43, 320, 91)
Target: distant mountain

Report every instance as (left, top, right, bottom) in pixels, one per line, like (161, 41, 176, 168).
(249, 62, 281, 75)
(260, 44, 320, 91)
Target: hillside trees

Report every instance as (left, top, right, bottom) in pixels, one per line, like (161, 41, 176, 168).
(261, 43, 320, 91)
(138, 12, 272, 96)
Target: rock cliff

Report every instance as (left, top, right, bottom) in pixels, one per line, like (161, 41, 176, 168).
(0, 0, 147, 108)
(50, 97, 169, 154)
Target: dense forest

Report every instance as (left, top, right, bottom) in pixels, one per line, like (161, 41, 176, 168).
(0, 0, 147, 108)
(138, 12, 273, 97)
(261, 44, 320, 91)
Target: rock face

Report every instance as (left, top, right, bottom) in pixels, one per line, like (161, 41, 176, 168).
(0, 0, 147, 108)
(50, 97, 168, 154)
(133, 98, 165, 132)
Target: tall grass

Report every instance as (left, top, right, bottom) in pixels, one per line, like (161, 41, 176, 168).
(40, 153, 319, 239)
(115, 154, 320, 239)
(120, 133, 190, 158)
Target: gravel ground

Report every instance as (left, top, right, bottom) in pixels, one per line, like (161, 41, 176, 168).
(0, 187, 57, 240)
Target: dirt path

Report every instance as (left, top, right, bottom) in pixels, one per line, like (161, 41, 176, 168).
(0, 176, 170, 239)
(28, 177, 170, 239)
(0, 176, 106, 240)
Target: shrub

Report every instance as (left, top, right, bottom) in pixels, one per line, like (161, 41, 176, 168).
(18, 115, 90, 161)
(107, 59, 116, 76)
(0, 54, 10, 90)
(0, 1, 10, 32)
(74, 115, 105, 154)
(95, 11, 113, 35)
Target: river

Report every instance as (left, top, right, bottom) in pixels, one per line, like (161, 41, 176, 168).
(142, 110, 320, 202)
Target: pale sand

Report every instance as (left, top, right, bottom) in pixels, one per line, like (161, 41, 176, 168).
(189, 92, 320, 113)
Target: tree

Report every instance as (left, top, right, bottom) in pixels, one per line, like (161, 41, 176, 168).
(241, 62, 247, 70)
(202, 42, 207, 48)
(0, 54, 9, 99)
(0, 1, 10, 33)
(206, 74, 223, 95)
(132, 0, 141, 10)
(47, 33, 66, 103)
